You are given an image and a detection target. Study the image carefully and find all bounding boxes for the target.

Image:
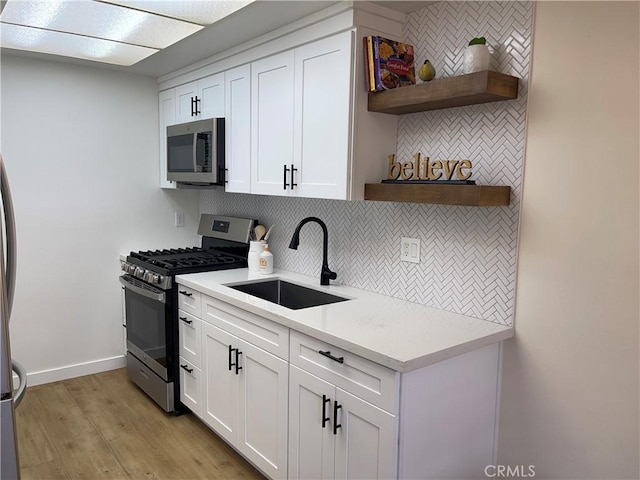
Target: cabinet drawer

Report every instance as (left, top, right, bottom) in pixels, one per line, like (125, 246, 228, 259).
(178, 310, 201, 367)
(202, 295, 289, 360)
(179, 357, 202, 417)
(290, 331, 399, 413)
(178, 285, 201, 317)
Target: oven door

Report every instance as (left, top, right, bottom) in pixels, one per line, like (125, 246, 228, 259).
(119, 275, 171, 381)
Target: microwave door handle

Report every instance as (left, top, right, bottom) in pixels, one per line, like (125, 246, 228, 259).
(192, 132, 198, 173)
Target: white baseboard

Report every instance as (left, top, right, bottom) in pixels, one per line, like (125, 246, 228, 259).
(12, 355, 126, 389)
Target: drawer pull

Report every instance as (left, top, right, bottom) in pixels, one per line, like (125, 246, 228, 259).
(179, 290, 193, 297)
(333, 401, 342, 435)
(290, 164, 298, 189)
(235, 350, 243, 375)
(228, 346, 243, 374)
(179, 316, 193, 324)
(180, 364, 193, 374)
(319, 350, 344, 364)
(322, 394, 331, 428)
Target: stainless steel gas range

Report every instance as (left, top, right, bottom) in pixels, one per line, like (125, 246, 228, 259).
(120, 215, 255, 413)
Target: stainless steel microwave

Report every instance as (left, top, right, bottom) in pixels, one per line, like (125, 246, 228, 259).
(166, 118, 225, 185)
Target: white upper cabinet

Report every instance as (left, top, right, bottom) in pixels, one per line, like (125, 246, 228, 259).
(224, 64, 251, 193)
(158, 89, 177, 189)
(293, 31, 352, 199)
(175, 73, 225, 123)
(157, 3, 401, 196)
(250, 51, 296, 196)
(250, 32, 353, 199)
(198, 73, 225, 119)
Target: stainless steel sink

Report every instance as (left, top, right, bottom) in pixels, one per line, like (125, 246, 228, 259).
(227, 279, 349, 310)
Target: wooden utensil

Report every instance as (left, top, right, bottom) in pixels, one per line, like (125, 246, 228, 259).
(264, 224, 275, 241)
(254, 224, 266, 241)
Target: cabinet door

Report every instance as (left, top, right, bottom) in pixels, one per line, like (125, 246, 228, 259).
(201, 322, 239, 445)
(293, 31, 353, 199)
(334, 388, 398, 480)
(199, 73, 225, 119)
(238, 340, 289, 479)
(179, 357, 202, 416)
(251, 51, 295, 196)
(175, 81, 198, 123)
(178, 311, 201, 367)
(224, 65, 251, 193)
(289, 365, 335, 480)
(158, 89, 177, 189)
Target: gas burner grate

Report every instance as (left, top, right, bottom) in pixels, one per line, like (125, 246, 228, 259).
(129, 248, 245, 273)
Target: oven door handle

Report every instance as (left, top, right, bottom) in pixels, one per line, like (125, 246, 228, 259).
(119, 276, 166, 304)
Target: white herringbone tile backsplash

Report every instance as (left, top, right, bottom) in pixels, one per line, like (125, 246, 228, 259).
(200, 1, 532, 326)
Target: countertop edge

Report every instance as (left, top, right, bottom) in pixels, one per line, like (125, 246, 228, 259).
(176, 272, 514, 373)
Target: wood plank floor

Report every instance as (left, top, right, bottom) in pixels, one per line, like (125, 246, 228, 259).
(15, 368, 265, 480)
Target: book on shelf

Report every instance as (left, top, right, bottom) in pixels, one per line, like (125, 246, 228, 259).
(363, 35, 416, 92)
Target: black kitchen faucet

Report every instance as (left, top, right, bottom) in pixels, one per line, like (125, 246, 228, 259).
(288, 217, 337, 286)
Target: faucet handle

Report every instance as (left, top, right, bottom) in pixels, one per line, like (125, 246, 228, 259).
(321, 267, 337, 286)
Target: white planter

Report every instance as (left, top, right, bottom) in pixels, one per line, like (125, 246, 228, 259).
(463, 44, 490, 74)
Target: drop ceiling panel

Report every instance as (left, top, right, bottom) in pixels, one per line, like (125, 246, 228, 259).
(101, 0, 255, 26)
(1, 22, 158, 66)
(1, 0, 203, 49)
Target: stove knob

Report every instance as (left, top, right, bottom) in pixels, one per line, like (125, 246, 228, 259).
(135, 267, 145, 278)
(152, 274, 160, 284)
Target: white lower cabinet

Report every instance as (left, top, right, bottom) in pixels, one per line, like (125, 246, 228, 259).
(288, 365, 336, 479)
(177, 284, 502, 480)
(288, 328, 399, 480)
(179, 357, 202, 416)
(201, 321, 289, 479)
(289, 365, 397, 480)
(333, 388, 397, 480)
(238, 339, 288, 477)
(179, 289, 289, 480)
(178, 308, 202, 416)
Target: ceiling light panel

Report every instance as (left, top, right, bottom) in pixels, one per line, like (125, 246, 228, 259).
(101, 0, 255, 25)
(1, 0, 203, 49)
(1, 22, 158, 66)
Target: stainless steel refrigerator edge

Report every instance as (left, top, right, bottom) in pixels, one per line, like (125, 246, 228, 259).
(0, 154, 27, 480)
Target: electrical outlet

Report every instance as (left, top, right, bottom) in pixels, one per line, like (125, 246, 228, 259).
(175, 211, 185, 227)
(400, 237, 420, 264)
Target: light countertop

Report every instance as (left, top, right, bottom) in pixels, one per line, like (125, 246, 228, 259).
(176, 268, 514, 373)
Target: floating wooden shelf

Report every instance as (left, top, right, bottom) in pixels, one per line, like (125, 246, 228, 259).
(367, 71, 519, 115)
(364, 183, 511, 206)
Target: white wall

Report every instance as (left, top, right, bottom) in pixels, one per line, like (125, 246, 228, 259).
(0, 55, 200, 384)
(498, 2, 639, 478)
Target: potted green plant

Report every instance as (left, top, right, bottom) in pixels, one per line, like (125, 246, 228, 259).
(463, 36, 490, 74)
